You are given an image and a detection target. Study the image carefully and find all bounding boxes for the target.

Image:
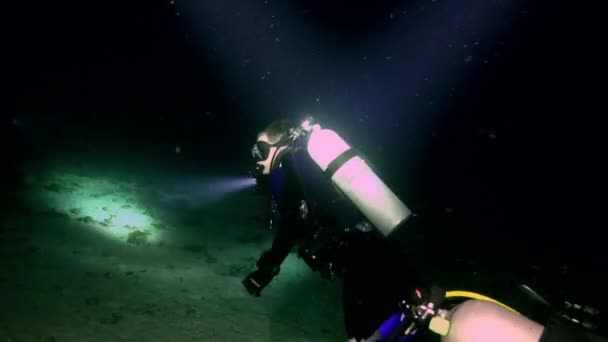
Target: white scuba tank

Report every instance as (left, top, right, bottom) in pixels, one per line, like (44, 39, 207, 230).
(305, 126, 411, 236)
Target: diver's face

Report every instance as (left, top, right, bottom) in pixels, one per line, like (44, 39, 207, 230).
(256, 145, 286, 175)
(252, 134, 287, 176)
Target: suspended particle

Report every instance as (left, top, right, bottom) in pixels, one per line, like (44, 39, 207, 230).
(465, 55, 473, 63)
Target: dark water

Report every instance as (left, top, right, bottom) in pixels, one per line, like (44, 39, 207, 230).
(3, 0, 605, 338)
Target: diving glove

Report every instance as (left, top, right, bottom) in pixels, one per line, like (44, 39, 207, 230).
(242, 266, 279, 297)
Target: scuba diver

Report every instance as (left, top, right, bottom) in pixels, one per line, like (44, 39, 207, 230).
(241, 117, 606, 342)
(242, 117, 421, 340)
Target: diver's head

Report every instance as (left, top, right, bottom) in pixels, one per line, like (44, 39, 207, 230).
(250, 119, 295, 177)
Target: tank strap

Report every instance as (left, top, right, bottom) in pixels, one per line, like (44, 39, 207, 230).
(325, 148, 358, 178)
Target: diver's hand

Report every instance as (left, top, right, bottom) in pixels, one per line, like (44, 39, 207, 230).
(242, 267, 278, 297)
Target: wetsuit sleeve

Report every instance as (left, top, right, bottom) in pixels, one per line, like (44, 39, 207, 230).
(256, 152, 306, 270)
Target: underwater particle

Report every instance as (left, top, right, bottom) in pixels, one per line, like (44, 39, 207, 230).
(385, 56, 392, 60)
(69, 208, 82, 215)
(175, 146, 181, 154)
(260, 71, 271, 80)
(169, 0, 174, 3)
(274, 37, 281, 43)
(465, 55, 473, 63)
(176, 12, 180, 16)
(315, 97, 320, 103)
(445, 208, 455, 214)
(483, 59, 489, 64)
(389, 12, 395, 20)
(480, 128, 497, 139)
(126, 230, 150, 246)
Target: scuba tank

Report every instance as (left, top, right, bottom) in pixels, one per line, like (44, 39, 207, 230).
(297, 118, 412, 237)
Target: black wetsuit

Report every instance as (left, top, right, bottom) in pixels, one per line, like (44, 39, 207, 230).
(249, 145, 418, 339)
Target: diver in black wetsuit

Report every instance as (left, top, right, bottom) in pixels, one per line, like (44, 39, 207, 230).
(241, 119, 420, 341)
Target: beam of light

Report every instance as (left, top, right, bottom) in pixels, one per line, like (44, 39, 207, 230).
(202, 176, 257, 193)
(155, 175, 258, 208)
(178, 0, 527, 139)
(177, 0, 339, 122)
(28, 171, 164, 244)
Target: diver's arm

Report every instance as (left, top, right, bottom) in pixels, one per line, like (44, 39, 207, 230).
(242, 214, 301, 296)
(260, 217, 300, 267)
(257, 151, 306, 270)
(243, 186, 303, 296)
